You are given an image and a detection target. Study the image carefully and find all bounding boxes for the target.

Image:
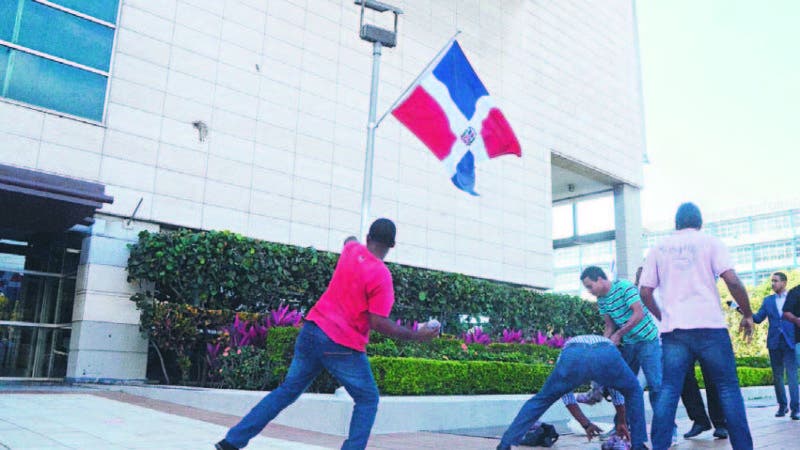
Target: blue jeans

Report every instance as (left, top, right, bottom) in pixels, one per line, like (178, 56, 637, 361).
(768, 340, 798, 413)
(653, 329, 752, 450)
(621, 339, 662, 408)
(622, 338, 666, 439)
(499, 342, 647, 448)
(225, 322, 379, 449)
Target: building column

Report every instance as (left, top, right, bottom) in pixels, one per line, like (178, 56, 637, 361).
(613, 184, 643, 281)
(66, 215, 158, 383)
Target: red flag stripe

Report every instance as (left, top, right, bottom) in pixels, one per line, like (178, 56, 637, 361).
(392, 86, 457, 161)
(481, 108, 521, 159)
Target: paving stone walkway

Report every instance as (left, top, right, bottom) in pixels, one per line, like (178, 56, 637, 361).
(1, 390, 797, 449)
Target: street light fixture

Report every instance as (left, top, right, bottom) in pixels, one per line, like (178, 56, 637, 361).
(355, 0, 403, 239)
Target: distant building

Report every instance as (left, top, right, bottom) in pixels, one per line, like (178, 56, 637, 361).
(554, 201, 800, 296)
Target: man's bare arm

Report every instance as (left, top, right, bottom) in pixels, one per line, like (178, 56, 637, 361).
(720, 269, 754, 338)
(602, 314, 617, 339)
(720, 270, 752, 316)
(565, 404, 602, 440)
(640, 286, 660, 321)
(610, 302, 644, 344)
(369, 314, 437, 342)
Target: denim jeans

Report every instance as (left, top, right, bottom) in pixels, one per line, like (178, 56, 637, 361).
(768, 340, 798, 413)
(622, 339, 662, 408)
(682, 364, 725, 429)
(225, 322, 379, 450)
(653, 329, 752, 450)
(499, 342, 647, 448)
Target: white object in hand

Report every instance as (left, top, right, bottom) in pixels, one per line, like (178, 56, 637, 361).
(421, 319, 441, 330)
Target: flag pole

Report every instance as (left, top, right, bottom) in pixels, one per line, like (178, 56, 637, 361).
(374, 30, 462, 129)
(360, 41, 384, 241)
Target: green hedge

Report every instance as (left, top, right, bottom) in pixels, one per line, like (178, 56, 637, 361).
(127, 229, 602, 336)
(735, 356, 770, 369)
(210, 327, 778, 395)
(371, 357, 553, 395)
(694, 366, 773, 388)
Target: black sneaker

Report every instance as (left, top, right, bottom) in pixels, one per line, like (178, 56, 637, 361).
(496, 445, 511, 450)
(713, 427, 728, 439)
(683, 422, 711, 439)
(776, 407, 788, 417)
(215, 440, 238, 450)
(792, 412, 800, 421)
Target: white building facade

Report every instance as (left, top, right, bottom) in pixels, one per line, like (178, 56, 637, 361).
(0, 0, 646, 381)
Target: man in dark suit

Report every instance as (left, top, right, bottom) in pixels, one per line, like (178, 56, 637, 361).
(755, 272, 798, 419)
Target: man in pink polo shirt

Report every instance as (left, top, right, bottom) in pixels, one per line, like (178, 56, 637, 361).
(216, 218, 439, 450)
(639, 203, 754, 450)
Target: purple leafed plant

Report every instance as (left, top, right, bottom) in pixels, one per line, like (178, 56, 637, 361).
(266, 304, 303, 328)
(546, 333, 566, 349)
(463, 326, 492, 345)
(528, 330, 567, 348)
(206, 341, 222, 368)
(500, 328, 525, 344)
(530, 330, 549, 346)
(224, 314, 268, 348)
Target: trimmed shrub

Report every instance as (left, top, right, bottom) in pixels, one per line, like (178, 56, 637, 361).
(370, 357, 553, 395)
(736, 356, 770, 369)
(127, 229, 603, 336)
(694, 366, 773, 388)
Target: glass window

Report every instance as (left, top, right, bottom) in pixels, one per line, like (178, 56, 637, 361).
(15, 1, 115, 71)
(751, 214, 791, 235)
(734, 246, 752, 265)
(753, 241, 793, 263)
(0, 46, 107, 121)
(48, 0, 120, 23)
(714, 220, 749, 239)
(577, 195, 614, 235)
(0, 0, 118, 121)
(554, 246, 579, 268)
(552, 203, 573, 240)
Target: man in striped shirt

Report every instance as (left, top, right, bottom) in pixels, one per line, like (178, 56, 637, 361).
(497, 335, 647, 450)
(581, 266, 664, 442)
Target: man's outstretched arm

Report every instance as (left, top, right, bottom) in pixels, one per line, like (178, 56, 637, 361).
(369, 313, 438, 342)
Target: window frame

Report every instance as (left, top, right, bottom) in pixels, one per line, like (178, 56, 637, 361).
(0, 0, 121, 124)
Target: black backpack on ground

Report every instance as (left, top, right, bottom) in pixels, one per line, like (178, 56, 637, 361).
(518, 422, 559, 447)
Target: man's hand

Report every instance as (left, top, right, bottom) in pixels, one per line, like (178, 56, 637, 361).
(740, 316, 754, 341)
(414, 326, 439, 342)
(583, 422, 603, 441)
(609, 332, 622, 346)
(615, 423, 630, 442)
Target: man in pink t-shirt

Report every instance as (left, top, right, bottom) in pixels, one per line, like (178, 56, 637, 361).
(639, 203, 754, 450)
(217, 219, 439, 450)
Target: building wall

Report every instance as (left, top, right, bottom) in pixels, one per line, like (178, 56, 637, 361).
(0, 0, 645, 288)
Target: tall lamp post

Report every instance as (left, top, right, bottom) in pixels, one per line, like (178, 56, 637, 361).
(355, 0, 402, 240)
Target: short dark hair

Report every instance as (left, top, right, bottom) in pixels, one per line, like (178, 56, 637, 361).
(675, 202, 703, 230)
(367, 218, 396, 248)
(773, 272, 788, 282)
(580, 266, 607, 282)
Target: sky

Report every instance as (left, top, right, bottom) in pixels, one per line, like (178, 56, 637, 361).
(635, 0, 800, 227)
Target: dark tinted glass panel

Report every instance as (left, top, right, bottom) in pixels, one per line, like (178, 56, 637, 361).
(0, 47, 107, 121)
(0, 0, 22, 41)
(17, 0, 114, 71)
(48, 0, 119, 24)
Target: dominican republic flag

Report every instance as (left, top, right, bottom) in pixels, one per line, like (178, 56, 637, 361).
(391, 40, 521, 195)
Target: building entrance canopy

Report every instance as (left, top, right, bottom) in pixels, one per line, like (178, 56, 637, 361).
(0, 164, 113, 239)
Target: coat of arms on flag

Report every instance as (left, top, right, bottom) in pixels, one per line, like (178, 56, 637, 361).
(391, 40, 521, 195)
